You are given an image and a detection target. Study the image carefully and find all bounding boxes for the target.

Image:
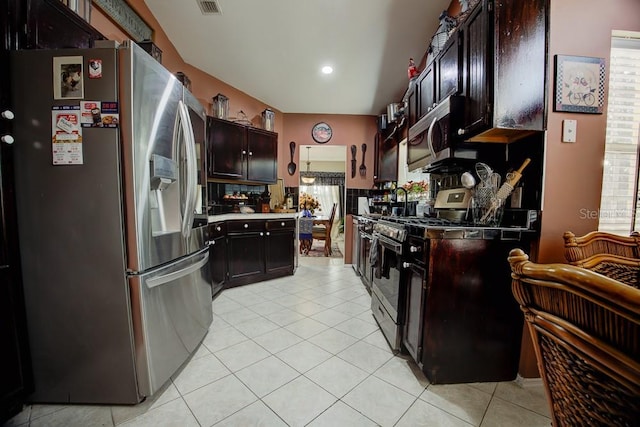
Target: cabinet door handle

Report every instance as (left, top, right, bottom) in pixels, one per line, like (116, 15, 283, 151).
(248, 151, 253, 156)
(210, 240, 215, 245)
(281, 222, 285, 226)
(1, 110, 15, 120)
(260, 232, 264, 236)
(244, 223, 248, 228)
(402, 262, 411, 269)
(242, 150, 247, 155)
(266, 232, 270, 236)
(1, 135, 14, 144)
(216, 226, 221, 231)
(410, 245, 421, 253)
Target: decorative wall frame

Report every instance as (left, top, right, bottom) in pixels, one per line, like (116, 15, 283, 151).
(554, 55, 606, 114)
(93, 0, 153, 42)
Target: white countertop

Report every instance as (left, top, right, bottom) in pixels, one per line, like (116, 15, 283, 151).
(208, 212, 299, 222)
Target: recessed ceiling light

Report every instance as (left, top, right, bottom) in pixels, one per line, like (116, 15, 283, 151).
(321, 66, 333, 74)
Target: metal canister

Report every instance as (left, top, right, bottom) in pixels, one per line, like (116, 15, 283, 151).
(212, 94, 228, 119)
(261, 108, 275, 131)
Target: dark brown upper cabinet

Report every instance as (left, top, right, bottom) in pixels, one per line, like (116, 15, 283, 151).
(374, 132, 398, 183)
(25, 0, 104, 49)
(435, 31, 462, 105)
(418, 62, 436, 119)
(207, 117, 278, 184)
(458, 0, 547, 143)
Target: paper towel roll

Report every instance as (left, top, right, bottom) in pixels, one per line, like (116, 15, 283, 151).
(358, 197, 370, 215)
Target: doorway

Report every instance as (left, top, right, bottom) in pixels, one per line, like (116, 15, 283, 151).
(299, 145, 346, 257)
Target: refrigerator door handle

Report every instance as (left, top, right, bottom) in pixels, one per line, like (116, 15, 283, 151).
(182, 102, 199, 220)
(176, 101, 197, 238)
(145, 249, 209, 289)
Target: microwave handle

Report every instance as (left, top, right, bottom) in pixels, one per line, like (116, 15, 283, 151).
(426, 117, 437, 160)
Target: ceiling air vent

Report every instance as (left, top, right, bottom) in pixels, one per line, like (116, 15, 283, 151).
(197, 0, 221, 15)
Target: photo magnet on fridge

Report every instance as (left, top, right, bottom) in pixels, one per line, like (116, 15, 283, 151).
(89, 59, 102, 79)
(53, 56, 85, 100)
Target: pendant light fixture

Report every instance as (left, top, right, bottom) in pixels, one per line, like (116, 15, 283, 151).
(301, 146, 316, 185)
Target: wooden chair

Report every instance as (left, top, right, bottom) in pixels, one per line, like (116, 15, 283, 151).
(564, 230, 640, 288)
(312, 203, 337, 256)
(508, 248, 640, 426)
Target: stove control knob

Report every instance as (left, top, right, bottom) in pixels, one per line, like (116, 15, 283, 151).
(402, 262, 412, 269)
(409, 245, 421, 253)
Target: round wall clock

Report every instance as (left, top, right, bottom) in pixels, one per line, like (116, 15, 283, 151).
(311, 122, 332, 143)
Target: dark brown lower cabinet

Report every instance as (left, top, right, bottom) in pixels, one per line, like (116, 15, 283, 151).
(227, 221, 266, 282)
(402, 262, 427, 365)
(223, 218, 294, 288)
(403, 237, 525, 384)
(208, 222, 227, 298)
(265, 220, 295, 275)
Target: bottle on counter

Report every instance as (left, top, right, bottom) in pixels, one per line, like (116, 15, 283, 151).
(286, 193, 294, 209)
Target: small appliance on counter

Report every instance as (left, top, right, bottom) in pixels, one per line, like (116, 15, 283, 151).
(433, 188, 472, 222)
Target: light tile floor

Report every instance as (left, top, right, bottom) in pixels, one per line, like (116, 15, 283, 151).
(4, 242, 551, 427)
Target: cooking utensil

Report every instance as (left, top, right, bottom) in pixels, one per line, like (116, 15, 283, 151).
(360, 144, 367, 176)
(461, 171, 476, 189)
(287, 141, 296, 175)
(350, 145, 357, 178)
(496, 158, 531, 200)
(475, 162, 493, 184)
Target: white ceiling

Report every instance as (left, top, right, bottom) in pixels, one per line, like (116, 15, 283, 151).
(144, 0, 451, 116)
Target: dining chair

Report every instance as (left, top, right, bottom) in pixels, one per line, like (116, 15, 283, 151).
(508, 248, 640, 426)
(564, 230, 640, 288)
(312, 202, 337, 256)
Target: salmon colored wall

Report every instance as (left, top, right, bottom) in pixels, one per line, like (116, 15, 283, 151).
(90, 1, 381, 187)
(281, 114, 378, 188)
(90, 0, 285, 157)
(540, 0, 640, 264)
(516, 0, 640, 379)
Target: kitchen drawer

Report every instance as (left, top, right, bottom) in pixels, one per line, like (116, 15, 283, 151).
(208, 221, 226, 238)
(266, 219, 295, 231)
(226, 220, 265, 233)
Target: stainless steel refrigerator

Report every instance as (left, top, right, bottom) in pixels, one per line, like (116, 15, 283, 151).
(10, 41, 212, 404)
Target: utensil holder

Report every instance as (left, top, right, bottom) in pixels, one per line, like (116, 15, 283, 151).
(471, 197, 504, 227)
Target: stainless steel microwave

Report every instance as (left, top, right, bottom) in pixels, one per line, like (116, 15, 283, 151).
(407, 96, 477, 171)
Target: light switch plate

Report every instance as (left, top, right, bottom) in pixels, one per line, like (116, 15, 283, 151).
(562, 119, 577, 143)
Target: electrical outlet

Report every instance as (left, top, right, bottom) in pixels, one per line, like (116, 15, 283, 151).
(562, 119, 577, 143)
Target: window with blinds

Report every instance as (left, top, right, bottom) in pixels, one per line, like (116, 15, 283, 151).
(598, 32, 640, 235)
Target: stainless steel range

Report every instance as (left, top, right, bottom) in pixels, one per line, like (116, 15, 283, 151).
(370, 215, 470, 352)
(371, 190, 533, 368)
(370, 218, 408, 352)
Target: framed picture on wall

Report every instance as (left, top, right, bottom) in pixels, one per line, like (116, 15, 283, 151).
(554, 55, 606, 114)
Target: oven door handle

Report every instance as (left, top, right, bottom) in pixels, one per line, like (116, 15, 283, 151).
(375, 234, 403, 254)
